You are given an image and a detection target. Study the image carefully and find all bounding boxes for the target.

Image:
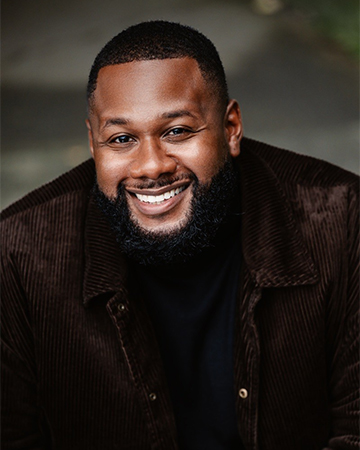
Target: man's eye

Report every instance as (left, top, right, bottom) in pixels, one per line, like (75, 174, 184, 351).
(111, 135, 134, 144)
(166, 128, 196, 141)
(168, 128, 187, 136)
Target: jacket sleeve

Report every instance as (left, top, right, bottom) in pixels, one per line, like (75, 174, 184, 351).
(325, 183, 360, 449)
(1, 227, 49, 449)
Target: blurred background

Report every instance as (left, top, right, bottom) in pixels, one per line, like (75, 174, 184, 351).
(2, 0, 359, 208)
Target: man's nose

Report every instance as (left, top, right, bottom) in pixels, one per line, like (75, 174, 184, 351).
(129, 139, 177, 180)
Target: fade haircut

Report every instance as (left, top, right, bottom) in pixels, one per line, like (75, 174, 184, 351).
(87, 21, 229, 112)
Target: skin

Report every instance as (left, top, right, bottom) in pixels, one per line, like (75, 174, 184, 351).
(86, 57, 243, 233)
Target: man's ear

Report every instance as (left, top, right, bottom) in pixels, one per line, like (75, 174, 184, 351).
(224, 99, 243, 158)
(86, 119, 95, 159)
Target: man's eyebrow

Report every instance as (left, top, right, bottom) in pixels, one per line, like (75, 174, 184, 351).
(161, 110, 197, 119)
(102, 117, 129, 130)
(101, 110, 197, 131)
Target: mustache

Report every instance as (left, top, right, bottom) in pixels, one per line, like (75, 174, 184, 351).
(120, 173, 197, 191)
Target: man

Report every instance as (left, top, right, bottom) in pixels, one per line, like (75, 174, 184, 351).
(1, 21, 359, 449)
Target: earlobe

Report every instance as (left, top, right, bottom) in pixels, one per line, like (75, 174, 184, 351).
(86, 119, 95, 158)
(225, 100, 242, 158)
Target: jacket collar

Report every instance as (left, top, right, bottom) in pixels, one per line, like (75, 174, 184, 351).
(238, 138, 318, 287)
(83, 194, 129, 306)
(83, 139, 318, 304)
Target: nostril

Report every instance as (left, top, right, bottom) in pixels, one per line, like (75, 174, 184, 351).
(130, 153, 177, 179)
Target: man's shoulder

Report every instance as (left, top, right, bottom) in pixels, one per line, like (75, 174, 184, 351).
(1, 158, 96, 223)
(1, 159, 96, 254)
(241, 137, 359, 190)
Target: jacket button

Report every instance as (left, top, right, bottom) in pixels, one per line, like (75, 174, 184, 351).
(149, 393, 157, 401)
(239, 388, 248, 399)
(117, 303, 126, 312)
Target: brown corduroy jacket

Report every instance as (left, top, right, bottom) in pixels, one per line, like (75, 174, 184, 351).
(1, 138, 359, 449)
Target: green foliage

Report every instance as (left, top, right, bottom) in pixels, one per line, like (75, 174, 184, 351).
(284, 0, 359, 57)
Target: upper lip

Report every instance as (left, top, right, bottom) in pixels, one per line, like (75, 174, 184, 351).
(125, 180, 191, 196)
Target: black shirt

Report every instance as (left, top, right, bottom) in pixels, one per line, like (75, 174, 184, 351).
(133, 216, 244, 449)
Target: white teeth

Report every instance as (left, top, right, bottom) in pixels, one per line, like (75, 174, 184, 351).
(135, 186, 186, 204)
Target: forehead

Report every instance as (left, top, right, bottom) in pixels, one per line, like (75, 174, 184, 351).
(91, 58, 217, 119)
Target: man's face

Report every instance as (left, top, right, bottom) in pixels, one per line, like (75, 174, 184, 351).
(87, 57, 242, 235)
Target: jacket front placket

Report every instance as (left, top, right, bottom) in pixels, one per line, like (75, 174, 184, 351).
(83, 196, 178, 449)
(234, 267, 262, 450)
(106, 287, 178, 450)
(234, 142, 319, 449)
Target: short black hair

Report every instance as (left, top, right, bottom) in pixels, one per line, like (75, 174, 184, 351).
(87, 21, 229, 111)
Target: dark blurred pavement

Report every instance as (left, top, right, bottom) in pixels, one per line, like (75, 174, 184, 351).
(2, 0, 359, 208)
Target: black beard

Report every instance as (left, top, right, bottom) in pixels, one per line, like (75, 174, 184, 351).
(93, 159, 239, 266)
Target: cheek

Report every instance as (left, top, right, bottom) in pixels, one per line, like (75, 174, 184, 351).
(94, 154, 128, 199)
(185, 140, 229, 183)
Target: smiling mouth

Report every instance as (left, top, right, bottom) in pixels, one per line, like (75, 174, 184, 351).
(134, 186, 187, 204)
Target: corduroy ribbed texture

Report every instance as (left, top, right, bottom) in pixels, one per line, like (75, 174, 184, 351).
(1, 138, 359, 449)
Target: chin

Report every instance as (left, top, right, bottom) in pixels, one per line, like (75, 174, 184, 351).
(131, 214, 189, 237)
